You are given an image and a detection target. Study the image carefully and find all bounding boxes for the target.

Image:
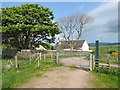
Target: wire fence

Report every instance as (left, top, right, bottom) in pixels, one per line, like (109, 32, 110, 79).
(98, 53, 118, 68)
(2, 53, 56, 72)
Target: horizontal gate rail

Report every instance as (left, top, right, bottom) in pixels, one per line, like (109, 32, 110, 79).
(55, 51, 93, 71)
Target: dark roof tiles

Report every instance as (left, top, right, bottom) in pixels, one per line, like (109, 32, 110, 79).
(55, 40, 86, 49)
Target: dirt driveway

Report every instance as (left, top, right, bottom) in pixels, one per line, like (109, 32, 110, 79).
(19, 66, 95, 88)
(59, 57, 90, 70)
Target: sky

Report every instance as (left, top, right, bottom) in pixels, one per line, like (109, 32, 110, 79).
(2, 1, 119, 45)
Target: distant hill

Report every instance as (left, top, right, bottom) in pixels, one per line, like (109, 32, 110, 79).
(88, 42, 120, 47)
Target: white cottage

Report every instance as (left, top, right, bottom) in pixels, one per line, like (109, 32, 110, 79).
(55, 40, 91, 51)
(36, 45, 46, 50)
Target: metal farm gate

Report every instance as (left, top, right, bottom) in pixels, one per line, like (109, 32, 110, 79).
(55, 51, 93, 70)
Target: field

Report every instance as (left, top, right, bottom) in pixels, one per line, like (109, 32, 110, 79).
(90, 45, 119, 88)
(1, 45, 119, 88)
(92, 72, 119, 88)
(90, 45, 119, 64)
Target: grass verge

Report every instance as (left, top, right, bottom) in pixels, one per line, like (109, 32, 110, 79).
(92, 72, 118, 88)
(92, 67, 119, 88)
(2, 61, 61, 88)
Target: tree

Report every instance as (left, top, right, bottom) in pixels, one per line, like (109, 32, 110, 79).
(58, 13, 94, 50)
(41, 43, 54, 50)
(1, 4, 61, 50)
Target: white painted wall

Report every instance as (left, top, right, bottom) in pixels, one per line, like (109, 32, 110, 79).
(81, 41, 89, 51)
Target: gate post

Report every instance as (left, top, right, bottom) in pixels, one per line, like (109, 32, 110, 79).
(15, 55, 19, 69)
(56, 52, 59, 64)
(95, 40, 99, 67)
(90, 53, 93, 70)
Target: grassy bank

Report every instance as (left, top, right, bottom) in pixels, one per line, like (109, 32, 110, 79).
(2, 61, 61, 88)
(92, 72, 118, 88)
(92, 67, 119, 88)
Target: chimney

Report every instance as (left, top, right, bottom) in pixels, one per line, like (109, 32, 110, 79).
(58, 37, 61, 45)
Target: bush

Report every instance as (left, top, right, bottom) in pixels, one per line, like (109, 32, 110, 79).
(2, 55, 14, 59)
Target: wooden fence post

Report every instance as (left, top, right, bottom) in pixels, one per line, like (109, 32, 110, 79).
(107, 54, 110, 69)
(15, 55, 18, 69)
(38, 58, 40, 67)
(44, 54, 46, 61)
(56, 52, 59, 64)
(39, 53, 41, 61)
(29, 55, 32, 64)
(38, 53, 41, 67)
(50, 52, 52, 61)
(93, 55, 95, 69)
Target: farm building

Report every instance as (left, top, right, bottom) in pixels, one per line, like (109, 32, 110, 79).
(55, 40, 91, 51)
(36, 45, 46, 50)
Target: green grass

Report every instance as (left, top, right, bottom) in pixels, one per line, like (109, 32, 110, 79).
(69, 66, 78, 71)
(90, 46, 119, 88)
(59, 55, 89, 59)
(90, 45, 119, 52)
(90, 45, 119, 64)
(59, 55, 80, 58)
(99, 60, 120, 64)
(92, 67, 119, 88)
(2, 61, 61, 88)
(0, 60, 2, 90)
(2, 54, 57, 72)
(92, 72, 119, 88)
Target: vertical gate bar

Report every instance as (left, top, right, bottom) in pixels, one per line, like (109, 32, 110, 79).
(79, 54, 81, 67)
(90, 53, 93, 70)
(29, 55, 31, 64)
(56, 52, 59, 64)
(39, 53, 41, 61)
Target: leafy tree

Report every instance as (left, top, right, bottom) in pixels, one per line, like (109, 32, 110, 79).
(41, 43, 54, 50)
(1, 4, 61, 50)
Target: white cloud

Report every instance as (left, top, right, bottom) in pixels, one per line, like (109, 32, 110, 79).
(84, 2, 118, 42)
(88, 2, 118, 33)
(79, 4, 84, 11)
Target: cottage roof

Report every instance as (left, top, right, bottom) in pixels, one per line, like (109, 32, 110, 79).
(55, 40, 86, 50)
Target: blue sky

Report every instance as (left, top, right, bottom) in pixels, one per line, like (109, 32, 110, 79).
(2, 2, 103, 18)
(2, 2, 118, 45)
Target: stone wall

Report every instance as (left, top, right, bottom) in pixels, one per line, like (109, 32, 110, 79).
(2, 49, 47, 58)
(2, 49, 18, 57)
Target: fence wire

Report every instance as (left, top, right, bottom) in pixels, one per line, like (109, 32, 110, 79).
(2, 53, 56, 72)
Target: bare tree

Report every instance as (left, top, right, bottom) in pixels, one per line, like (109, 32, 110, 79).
(58, 13, 94, 50)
